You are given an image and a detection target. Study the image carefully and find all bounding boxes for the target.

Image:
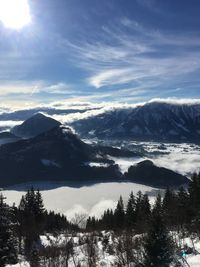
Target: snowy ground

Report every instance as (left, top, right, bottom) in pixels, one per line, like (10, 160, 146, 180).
(3, 182, 159, 219)
(6, 234, 200, 267)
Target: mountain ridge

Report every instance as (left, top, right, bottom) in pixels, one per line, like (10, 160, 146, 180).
(71, 102, 200, 143)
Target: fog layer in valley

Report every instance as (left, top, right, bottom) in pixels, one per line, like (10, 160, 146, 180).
(3, 182, 158, 220)
(107, 141, 200, 176)
(2, 141, 199, 219)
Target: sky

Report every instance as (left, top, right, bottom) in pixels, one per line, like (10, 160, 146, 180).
(0, 0, 200, 106)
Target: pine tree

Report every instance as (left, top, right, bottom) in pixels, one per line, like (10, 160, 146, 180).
(143, 194, 174, 267)
(0, 193, 18, 267)
(29, 245, 40, 267)
(189, 173, 200, 214)
(125, 191, 136, 229)
(134, 191, 151, 233)
(114, 196, 125, 229)
(177, 187, 190, 230)
(188, 172, 200, 234)
(18, 188, 45, 258)
(162, 188, 177, 229)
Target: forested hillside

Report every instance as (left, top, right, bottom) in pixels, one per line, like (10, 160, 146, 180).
(2, 172, 200, 266)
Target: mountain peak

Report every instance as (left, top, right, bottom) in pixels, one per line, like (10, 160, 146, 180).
(30, 112, 48, 119)
(11, 113, 61, 138)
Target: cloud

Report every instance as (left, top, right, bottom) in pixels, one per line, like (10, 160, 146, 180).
(0, 81, 74, 96)
(149, 98, 200, 105)
(64, 204, 88, 220)
(0, 120, 22, 128)
(64, 199, 117, 220)
(0, 97, 200, 131)
(89, 199, 116, 218)
(65, 18, 200, 99)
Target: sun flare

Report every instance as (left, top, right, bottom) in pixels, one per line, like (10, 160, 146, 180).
(0, 0, 31, 30)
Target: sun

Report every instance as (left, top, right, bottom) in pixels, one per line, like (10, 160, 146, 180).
(0, 0, 31, 30)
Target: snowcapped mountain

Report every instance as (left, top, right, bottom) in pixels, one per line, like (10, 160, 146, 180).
(71, 102, 200, 143)
(11, 113, 61, 138)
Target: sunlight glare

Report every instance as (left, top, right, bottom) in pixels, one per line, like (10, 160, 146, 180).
(0, 0, 31, 29)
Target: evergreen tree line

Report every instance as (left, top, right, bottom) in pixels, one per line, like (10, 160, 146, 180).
(2, 172, 200, 266)
(0, 187, 78, 267)
(86, 172, 200, 235)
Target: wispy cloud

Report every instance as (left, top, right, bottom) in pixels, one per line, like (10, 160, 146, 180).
(64, 18, 200, 99)
(0, 81, 75, 96)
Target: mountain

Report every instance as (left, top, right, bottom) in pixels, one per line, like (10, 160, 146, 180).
(71, 102, 200, 143)
(0, 126, 122, 187)
(11, 113, 61, 138)
(0, 107, 93, 121)
(0, 132, 20, 145)
(0, 132, 19, 139)
(0, 124, 187, 188)
(125, 160, 188, 187)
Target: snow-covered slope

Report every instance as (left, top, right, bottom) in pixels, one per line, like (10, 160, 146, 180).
(72, 101, 200, 143)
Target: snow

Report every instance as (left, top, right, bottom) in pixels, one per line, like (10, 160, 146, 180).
(187, 255, 200, 267)
(108, 156, 143, 173)
(41, 159, 61, 168)
(86, 162, 110, 167)
(5, 228, 200, 267)
(7, 233, 200, 267)
(88, 130, 95, 135)
(175, 236, 200, 267)
(6, 263, 29, 267)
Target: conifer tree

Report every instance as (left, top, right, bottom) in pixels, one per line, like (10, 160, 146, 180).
(134, 191, 151, 233)
(189, 173, 200, 214)
(188, 172, 200, 234)
(125, 191, 136, 229)
(177, 187, 190, 230)
(114, 196, 125, 229)
(18, 188, 45, 258)
(143, 194, 174, 267)
(162, 188, 177, 228)
(0, 193, 18, 267)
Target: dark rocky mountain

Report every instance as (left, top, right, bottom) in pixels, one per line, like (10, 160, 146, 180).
(0, 132, 21, 145)
(0, 132, 19, 139)
(11, 113, 61, 138)
(71, 102, 200, 143)
(0, 125, 122, 187)
(125, 160, 188, 188)
(0, 124, 188, 188)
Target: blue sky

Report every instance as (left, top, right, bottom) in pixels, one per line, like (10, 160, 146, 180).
(0, 0, 200, 105)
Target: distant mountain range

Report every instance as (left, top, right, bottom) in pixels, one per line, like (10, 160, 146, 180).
(0, 113, 189, 188)
(71, 102, 200, 143)
(0, 125, 122, 187)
